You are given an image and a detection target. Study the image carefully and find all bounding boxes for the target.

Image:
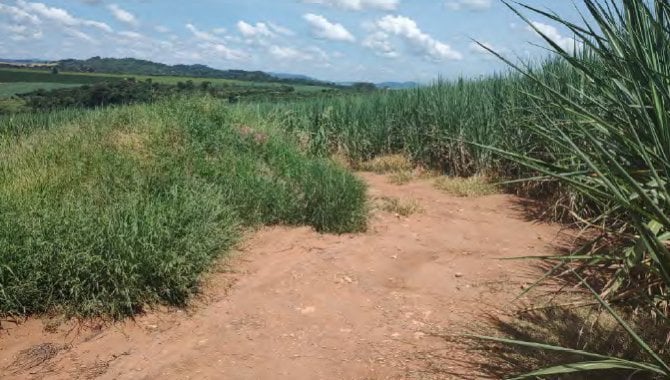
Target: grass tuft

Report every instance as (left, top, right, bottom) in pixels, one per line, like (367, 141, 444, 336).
(434, 176, 499, 197)
(388, 171, 414, 185)
(357, 154, 412, 174)
(0, 97, 367, 318)
(375, 196, 422, 217)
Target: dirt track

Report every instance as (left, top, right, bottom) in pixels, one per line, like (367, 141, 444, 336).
(0, 173, 564, 379)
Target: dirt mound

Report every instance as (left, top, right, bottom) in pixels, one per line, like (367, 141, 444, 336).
(0, 173, 563, 379)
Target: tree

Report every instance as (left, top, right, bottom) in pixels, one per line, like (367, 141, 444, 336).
(51, 66, 59, 75)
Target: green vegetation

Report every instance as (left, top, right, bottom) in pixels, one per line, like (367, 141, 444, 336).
(1, 0, 668, 376)
(0, 82, 80, 98)
(15, 79, 317, 111)
(0, 97, 366, 318)
(0, 68, 124, 85)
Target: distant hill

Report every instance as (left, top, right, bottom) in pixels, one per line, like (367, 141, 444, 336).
(0, 58, 51, 64)
(269, 72, 317, 81)
(55, 57, 339, 87)
(376, 82, 420, 90)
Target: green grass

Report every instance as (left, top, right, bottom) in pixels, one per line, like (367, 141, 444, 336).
(0, 82, 81, 97)
(0, 97, 367, 318)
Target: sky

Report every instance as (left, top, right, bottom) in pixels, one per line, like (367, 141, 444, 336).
(0, 0, 589, 82)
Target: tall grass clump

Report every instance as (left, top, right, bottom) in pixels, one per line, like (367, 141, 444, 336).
(486, 0, 670, 309)
(467, 0, 670, 378)
(0, 97, 367, 318)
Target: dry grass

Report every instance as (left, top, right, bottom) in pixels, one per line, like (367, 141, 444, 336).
(434, 176, 499, 197)
(375, 196, 422, 217)
(388, 171, 413, 185)
(358, 154, 412, 174)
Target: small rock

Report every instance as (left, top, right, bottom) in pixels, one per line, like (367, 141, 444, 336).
(455, 273, 464, 278)
(300, 306, 316, 314)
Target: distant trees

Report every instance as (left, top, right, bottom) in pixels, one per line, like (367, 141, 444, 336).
(50, 66, 59, 75)
(351, 82, 377, 92)
(16, 78, 316, 112)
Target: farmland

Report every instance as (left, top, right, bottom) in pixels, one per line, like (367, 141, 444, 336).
(0, 82, 81, 97)
(1, 0, 669, 379)
(0, 67, 331, 91)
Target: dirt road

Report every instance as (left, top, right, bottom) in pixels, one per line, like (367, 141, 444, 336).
(0, 173, 563, 379)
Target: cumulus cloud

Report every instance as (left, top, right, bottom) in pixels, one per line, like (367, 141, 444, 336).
(118, 30, 143, 40)
(186, 23, 221, 43)
(269, 45, 313, 61)
(528, 21, 581, 52)
(446, 0, 492, 11)
(268, 22, 294, 36)
(366, 15, 462, 61)
(185, 23, 249, 61)
(206, 42, 249, 61)
(303, 0, 399, 11)
(362, 31, 398, 57)
(16, 0, 112, 32)
(107, 4, 138, 27)
(303, 13, 355, 42)
(0, 3, 41, 24)
(1, 22, 43, 40)
(237, 21, 274, 38)
(63, 27, 97, 43)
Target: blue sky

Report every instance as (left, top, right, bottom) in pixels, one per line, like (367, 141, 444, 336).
(0, 0, 588, 82)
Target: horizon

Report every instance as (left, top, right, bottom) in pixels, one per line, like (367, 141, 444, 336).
(0, 1, 590, 82)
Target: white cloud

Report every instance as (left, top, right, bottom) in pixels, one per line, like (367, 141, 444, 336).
(304, 0, 399, 11)
(369, 15, 462, 61)
(16, 0, 112, 32)
(1, 22, 43, 40)
(268, 22, 294, 36)
(0, 3, 41, 24)
(303, 13, 355, 42)
(362, 31, 398, 57)
(107, 4, 138, 27)
(118, 31, 143, 40)
(186, 23, 221, 43)
(446, 0, 492, 11)
(237, 21, 274, 38)
(155, 25, 170, 33)
(269, 45, 313, 61)
(64, 27, 97, 43)
(185, 24, 249, 61)
(205, 42, 249, 61)
(528, 21, 581, 52)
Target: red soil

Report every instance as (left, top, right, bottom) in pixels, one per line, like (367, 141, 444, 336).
(0, 173, 564, 379)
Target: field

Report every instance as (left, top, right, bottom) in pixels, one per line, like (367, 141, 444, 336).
(1, 0, 669, 379)
(0, 82, 81, 97)
(0, 68, 330, 93)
